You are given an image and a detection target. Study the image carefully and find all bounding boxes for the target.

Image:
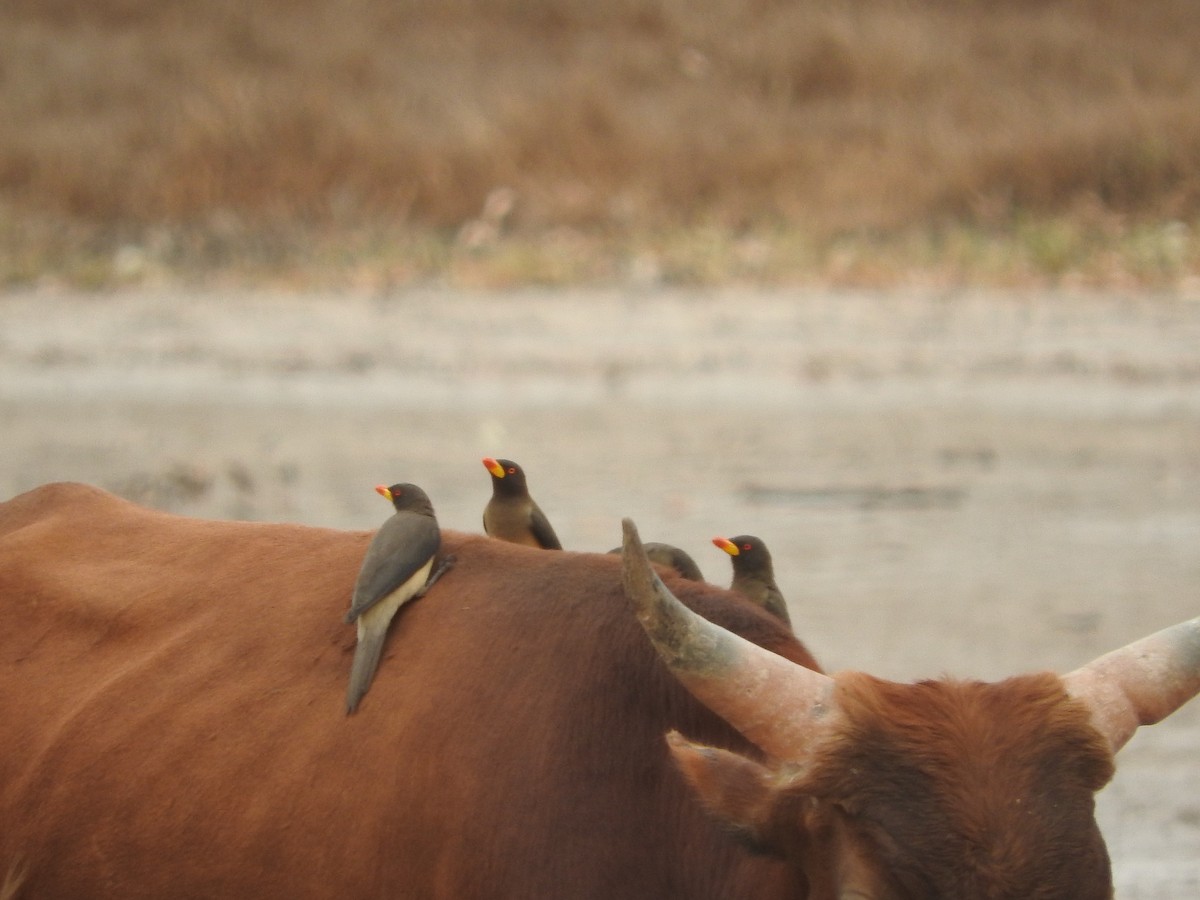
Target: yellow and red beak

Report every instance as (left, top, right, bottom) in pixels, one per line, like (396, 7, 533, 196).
(375, 484, 393, 500)
(712, 536, 739, 556)
(482, 457, 506, 478)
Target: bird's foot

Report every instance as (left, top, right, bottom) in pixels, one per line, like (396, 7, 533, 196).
(417, 554, 457, 598)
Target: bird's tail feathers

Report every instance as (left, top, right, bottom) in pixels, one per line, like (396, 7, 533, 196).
(345, 626, 388, 714)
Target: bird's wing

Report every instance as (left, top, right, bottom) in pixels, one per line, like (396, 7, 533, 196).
(529, 503, 563, 550)
(346, 514, 441, 620)
(764, 586, 793, 627)
(669, 549, 704, 582)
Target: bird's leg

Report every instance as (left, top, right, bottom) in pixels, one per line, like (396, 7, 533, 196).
(415, 554, 457, 599)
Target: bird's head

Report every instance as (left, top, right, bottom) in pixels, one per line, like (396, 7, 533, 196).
(713, 535, 773, 574)
(482, 457, 528, 493)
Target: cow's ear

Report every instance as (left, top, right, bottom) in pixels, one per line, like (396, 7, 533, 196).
(666, 731, 786, 856)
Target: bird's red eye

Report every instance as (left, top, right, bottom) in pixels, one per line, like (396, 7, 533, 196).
(507, 467, 516, 474)
(742, 543, 752, 551)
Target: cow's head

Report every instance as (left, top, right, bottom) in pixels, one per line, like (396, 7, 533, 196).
(620, 519, 1200, 900)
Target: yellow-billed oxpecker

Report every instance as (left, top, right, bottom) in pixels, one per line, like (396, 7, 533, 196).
(712, 534, 792, 628)
(606, 541, 704, 582)
(481, 457, 562, 549)
(344, 482, 444, 714)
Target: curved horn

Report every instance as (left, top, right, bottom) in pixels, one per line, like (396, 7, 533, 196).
(1062, 616, 1200, 753)
(620, 518, 837, 760)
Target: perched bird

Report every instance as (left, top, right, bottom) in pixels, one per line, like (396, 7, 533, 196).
(344, 483, 443, 714)
(606, 542, 704, 582)
(712, 534, 792, 628)
(481, 457, 562, 550)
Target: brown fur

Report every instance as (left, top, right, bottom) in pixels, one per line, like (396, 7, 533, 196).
(0, 857, 26, 900)
(675, 672, 1119, 899)
(807, 673, 1116, 898)
(0, 483, 809, 899)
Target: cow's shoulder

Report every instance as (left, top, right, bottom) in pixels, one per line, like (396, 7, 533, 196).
(0, 481, 124, 534)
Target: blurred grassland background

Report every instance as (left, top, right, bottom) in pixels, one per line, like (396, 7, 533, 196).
(3, 0, 1200, 289)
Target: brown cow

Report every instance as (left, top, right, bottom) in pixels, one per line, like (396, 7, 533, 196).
(0, 483, 1196, 898)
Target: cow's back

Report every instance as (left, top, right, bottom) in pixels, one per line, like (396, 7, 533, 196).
(0, 483, 804, 899)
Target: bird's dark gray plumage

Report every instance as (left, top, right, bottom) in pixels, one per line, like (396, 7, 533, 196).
(344, 482, 441, 714)
(606, 542, 704, 582)
(481, 457, 562, 550)
(712, 534, 792, 628)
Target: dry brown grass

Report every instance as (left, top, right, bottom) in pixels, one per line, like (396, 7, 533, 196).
(3, 0, 1200, 287)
